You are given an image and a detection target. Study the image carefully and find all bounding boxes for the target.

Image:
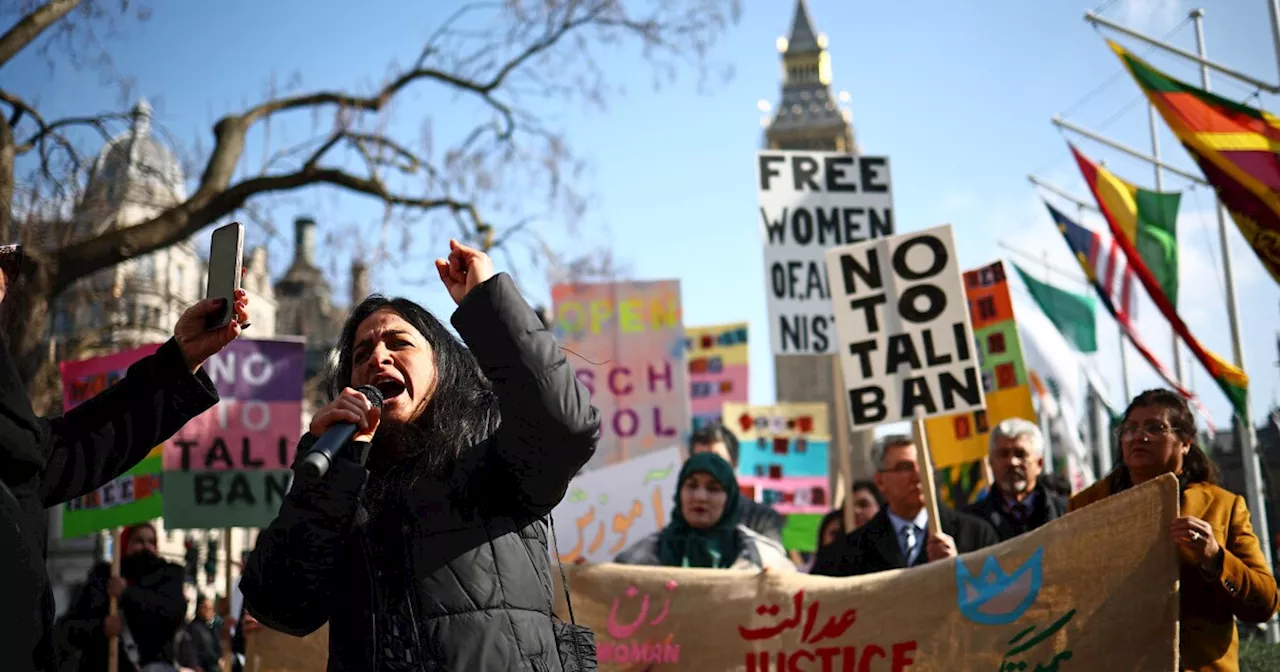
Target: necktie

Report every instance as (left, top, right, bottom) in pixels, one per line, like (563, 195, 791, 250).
(900, 524, 918, 564)
(1012, 502, 1030, 524)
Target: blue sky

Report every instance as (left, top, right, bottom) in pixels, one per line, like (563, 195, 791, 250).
(6, 0, 1278, 434)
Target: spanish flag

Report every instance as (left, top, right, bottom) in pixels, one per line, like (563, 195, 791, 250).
(1110, 39, 1280, 287)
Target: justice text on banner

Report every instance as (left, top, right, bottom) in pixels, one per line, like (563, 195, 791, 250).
(244, 477, 1181, 672)
(552, 280, 690, 468)
(551, 446, 683, 564)
(684, 322, 750, 431)
(757, 150, 894, 356)
(824, 225, 983, 429)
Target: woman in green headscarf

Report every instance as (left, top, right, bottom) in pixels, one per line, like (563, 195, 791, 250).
(614, 453, 795, 570)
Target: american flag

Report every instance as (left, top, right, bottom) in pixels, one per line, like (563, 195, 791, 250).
(1046, 203, 1138, 323)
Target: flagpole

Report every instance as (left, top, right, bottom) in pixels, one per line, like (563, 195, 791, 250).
(1076, 200, 1134, 403)
(1266, 0, 1280, 82)
(1192, 7, 1279, 644)
(1147, 105, 1185, 388)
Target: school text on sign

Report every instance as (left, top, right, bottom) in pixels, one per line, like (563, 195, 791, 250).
(756, 150, 895, 355)
(824, 225, 984, 429)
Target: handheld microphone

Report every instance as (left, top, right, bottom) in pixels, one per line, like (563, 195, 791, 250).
(298, 385, 385, 480)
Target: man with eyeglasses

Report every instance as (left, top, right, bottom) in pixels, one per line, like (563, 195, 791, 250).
(964, 419, 1068, 542)
(811, 435, 997, 577)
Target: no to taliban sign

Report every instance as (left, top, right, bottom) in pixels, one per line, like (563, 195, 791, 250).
(246, 476, 1180, 671)
(824, 225, 983, 430)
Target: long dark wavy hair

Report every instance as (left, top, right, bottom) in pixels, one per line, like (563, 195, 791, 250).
(324, 295, 500, 472)
(1111, 388, 1219, 491)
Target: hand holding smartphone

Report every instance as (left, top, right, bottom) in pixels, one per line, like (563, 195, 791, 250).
(205, 223, 245, 331)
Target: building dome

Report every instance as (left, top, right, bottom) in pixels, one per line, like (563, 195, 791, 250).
(81, 99, 187, 226)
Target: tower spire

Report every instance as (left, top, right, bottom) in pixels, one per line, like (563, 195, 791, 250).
(763, 0, 855, 153)
(785, 0, 820, 55)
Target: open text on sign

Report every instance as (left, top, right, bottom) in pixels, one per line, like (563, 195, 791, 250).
(757, 151, 895, 356)
(824, 225, 985, 429)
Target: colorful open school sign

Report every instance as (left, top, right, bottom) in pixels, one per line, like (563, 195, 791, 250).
(925, 261, 1037, 506)
(59, 344, 165, 538)
(723, 402, 830, 551)
(552, 280, 690, 468)
(684, 322, 749, 431)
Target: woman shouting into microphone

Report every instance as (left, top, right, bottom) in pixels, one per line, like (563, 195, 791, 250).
(240, 240, 601, 672)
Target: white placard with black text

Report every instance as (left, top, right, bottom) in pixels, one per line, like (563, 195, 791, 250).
(824, 225, 984, 429)
(757, 150, 895, 356)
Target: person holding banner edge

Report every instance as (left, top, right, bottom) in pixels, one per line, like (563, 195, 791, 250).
(810, 434, 997, 577)
(0, 247, 251, 672)
(1070, 388, 1278, 672)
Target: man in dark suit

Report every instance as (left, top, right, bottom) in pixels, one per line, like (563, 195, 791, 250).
(811, 434, 998, 577)
(689, 424, 785, 544)
(964, 418, 1068, 542)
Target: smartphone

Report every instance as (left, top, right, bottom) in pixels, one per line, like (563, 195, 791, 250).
(0, 244, 21, 282)
(205, 223, 244, 330)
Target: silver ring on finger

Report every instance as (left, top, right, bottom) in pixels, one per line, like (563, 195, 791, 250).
(1191, 531, 1201, 542)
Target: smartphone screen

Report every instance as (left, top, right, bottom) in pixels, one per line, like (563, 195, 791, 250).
(0, 244, 21, 282)
(205, 223, 244, 330)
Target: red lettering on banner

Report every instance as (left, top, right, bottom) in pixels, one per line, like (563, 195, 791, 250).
(740, 591, 916, 671)
(599, 581, 682, 664)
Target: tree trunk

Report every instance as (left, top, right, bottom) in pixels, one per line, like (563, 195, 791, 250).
(2, 252, 54, 391)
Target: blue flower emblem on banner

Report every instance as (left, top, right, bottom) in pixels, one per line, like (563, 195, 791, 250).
(956, 547, 1044, 625)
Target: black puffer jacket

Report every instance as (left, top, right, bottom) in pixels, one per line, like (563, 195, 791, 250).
(240, 273, 600, 671)
(0, 339, 219, 672)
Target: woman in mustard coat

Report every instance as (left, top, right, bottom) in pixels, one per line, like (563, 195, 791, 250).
(1070, 389, 1278, 671)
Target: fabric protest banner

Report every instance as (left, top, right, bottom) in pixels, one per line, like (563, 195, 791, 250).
(59, 344, 164, 539)
(685, 322, 750, 431)
(551, 446, 683, 564)
(163, 338, 305, 529)
(554, 474, 1179, 671)
(244, 477, 1181, 671)
(552, 280, 690, 468)
(757, 151, 895, 355)
(920, 262, 1038, 507)
(824, 225, 983, 429)
(723, 402, 830, 552)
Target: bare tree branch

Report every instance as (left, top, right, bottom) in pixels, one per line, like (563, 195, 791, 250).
(0, 0, 81, 68)
(1, 0, 740, 384)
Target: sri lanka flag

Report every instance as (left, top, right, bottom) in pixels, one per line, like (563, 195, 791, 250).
(1111, 39, 1280, 287)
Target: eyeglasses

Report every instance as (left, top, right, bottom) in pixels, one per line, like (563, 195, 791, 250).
(878, 462, 919, 475)
(1118, 422, 1176, 441)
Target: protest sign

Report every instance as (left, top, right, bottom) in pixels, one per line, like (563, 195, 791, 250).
(757, 151, 894, 355)
(723, 402, 830, 551)
(552, 280, 690, 467)
(825, 225, 983, 429)
(551, 446, 683, 564)
(164, 338, 305, 528)
(59, 344, 164, 538)
(922, 261, 1038, 506)
(245, 476, 1180, 671)
(684, 322, 749, 431)
(557, 474, 1179, 671)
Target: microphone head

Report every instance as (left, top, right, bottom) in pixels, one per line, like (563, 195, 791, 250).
(355, 384, 386, 410)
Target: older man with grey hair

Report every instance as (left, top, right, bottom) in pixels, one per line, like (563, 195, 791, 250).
(812, 434, 997, 577)
(964, 418, 1068, 542)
